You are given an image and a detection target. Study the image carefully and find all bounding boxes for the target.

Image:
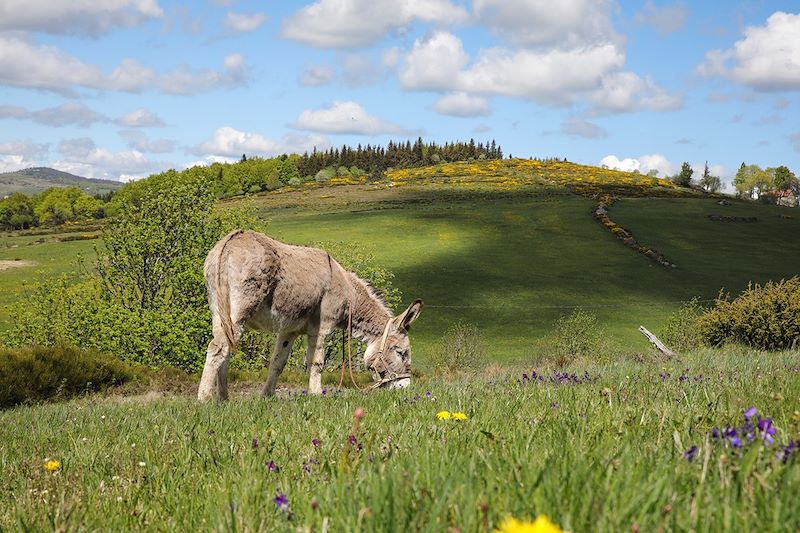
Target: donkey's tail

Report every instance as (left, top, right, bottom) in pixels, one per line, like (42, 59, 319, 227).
(207, 230, 244, 350)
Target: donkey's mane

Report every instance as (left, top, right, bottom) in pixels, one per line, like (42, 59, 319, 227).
(347, 272, 393, 342)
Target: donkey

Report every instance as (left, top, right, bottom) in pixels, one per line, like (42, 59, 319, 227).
(197, 230, 424, 401)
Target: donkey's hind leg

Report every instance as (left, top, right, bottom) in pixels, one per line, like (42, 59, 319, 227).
(263, 332, 299, 396)
(198, 316, 241, 402)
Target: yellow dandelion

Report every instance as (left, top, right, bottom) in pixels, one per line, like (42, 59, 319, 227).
(436, 411, 451, 420)
(494, 515, 565, 533)
(452, 412, 468, 421)
(43, 459, 61, 472)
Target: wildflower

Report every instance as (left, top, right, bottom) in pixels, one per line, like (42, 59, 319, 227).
(437, 411, 451, 420)
(311, 438, 320, 447)
(266, 460, 278, 472)
(744, 407, 757, 419)
(757, 417, 777, 444)
(252, 438, 259, 449)
(348, 435, 357, 446)
(43, 460, 61, 472)
(494, 514, 565, 533)
(452, 412, 468, 421)
(354, 407, 365, 421)
(683, 445, 698, 462)
(138, 461, 146, 467)
(274, 492, 289, 511)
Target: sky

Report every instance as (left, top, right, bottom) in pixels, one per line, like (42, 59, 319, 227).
(0, 1, 799, 190)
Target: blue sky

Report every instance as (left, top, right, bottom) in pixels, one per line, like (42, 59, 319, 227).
(0, 1, 798, 189)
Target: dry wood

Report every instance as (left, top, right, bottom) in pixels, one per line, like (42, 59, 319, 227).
(639, 325, 677, 357)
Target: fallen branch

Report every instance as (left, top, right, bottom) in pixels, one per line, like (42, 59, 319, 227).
(639, 326, 677, 357)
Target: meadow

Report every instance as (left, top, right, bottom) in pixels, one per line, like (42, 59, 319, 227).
(2, 348, 799, 531)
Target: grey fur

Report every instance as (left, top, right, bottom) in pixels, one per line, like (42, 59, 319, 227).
(197, 230, 423, 401)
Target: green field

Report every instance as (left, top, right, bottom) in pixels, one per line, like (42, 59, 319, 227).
(2, 348, 799, 531)
(2, 177, 800, 363)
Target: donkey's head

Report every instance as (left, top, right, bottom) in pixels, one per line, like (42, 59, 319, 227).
(364, 299, 424, 389)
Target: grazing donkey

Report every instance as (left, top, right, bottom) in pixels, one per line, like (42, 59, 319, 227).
(197, 230, 424, 401)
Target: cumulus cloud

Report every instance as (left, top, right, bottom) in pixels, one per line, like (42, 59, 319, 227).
(0, 36, 246, 95)
(697, 12, 800, 91)
(116, 108, 166, 128)
(634, 1, 688, 36)
(300, 65, 335, 87)
(119, 130, 175, 153)
(0, 139, 49, 159)
(473, 0, 619, 48)
(195, 127, 329, 157)
(561, 118, 607, 139)
(600, 154, 678, 176)
(292, 101, 407, 135)
(590, 72, 684, 113)
(224, 12, 267, 33)
(281, 0, 468, 48)
(398, 31, 681, 112)
(433, 92, 490, 117)
(55, 136, 169, 180)
(0, 0, 163, 36)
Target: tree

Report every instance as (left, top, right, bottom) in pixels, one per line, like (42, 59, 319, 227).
(698, 161, 722, 193)
(773, 165, 798, 191)
(673, 162, 694, 187)
(733, 164, 771, 199)
(0, 193, 36, 229)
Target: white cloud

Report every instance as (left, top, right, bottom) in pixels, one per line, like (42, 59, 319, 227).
(196, 127, 329, 157)
(0, 35, 245, 95)
(382, 47, 401, 68)
(561, 117, 607, 139)
(299, 65, 335, 87)
(590, 72, 683, 113)
(224, 12, 267, 33)
(473, 0, 619, 48)
(399, 31, 470, 91)
(0, 155, 36, 173)
(600, 154, 678, 176)
(119, 130, 175, 153)
(158, 53, 247, 94)
(634, 1, 688, 36)
(698, 12, 800, 91)
(433, 92, 490, 117)
(0, 103, 109, 127)
(116, 108, 166, 128)
(342, 54, 382, 87)
(0, 140, 49, 159)
(0, 0, 163, 36)
(292, 101, 407, 135)
(281, 0, 468, 48)
(55, 136, 169, 180)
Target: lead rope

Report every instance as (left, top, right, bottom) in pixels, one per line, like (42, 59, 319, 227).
(338, 300, 367, 392)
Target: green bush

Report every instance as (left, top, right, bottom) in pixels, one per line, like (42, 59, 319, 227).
(550, 309, 603, 366)
(430, 321, 485, 375)
(697, 277, 800, 350)
(0, 345, 136, 408)
(661, 297, 705, 352)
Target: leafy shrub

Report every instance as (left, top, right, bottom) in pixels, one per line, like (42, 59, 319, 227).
(550, 309, 603, 366)
(430, 321, 485, 375)
(697, 277, 800, 350)
(0, 345, 136, 408)
(661, 297, 705, 352)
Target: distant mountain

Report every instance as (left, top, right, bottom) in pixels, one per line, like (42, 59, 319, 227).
(0, 167, 123, 197)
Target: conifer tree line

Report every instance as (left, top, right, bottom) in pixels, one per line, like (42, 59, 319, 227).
(296, 137, 503, 178)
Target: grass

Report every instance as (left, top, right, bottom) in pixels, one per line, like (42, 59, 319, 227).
(2, 347, 799, 531)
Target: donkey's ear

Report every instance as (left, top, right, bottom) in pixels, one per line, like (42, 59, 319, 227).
(396, 299, 424, 332)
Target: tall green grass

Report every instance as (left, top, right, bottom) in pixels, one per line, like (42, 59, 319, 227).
(2, 348, 799, 531)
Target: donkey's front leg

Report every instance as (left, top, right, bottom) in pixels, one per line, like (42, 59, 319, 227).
(307, 327, 330, 395)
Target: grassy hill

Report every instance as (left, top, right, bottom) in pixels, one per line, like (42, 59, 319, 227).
(1, 159, 798, 363)
(0, 167, 123, 196)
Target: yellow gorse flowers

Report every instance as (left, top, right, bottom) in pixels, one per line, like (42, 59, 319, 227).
(494, 515, 566, 533)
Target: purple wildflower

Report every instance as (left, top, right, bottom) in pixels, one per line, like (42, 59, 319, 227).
(744, 407, 757, 419)
(348, 435, 357, 446)
(322, 388, 327, 395)
(683, 445, 698, 462)
(757, 417, 777, 444)
(311, 438, 320, 447)
(711, 427, 720, 439)
(266, 460, 278, 472)
(780, 440, 798, 463)
(274, 493, 289, 511)
(425, 391, 432, 398)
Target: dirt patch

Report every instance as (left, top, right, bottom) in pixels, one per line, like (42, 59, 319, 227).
(0, 259, 35, 271)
